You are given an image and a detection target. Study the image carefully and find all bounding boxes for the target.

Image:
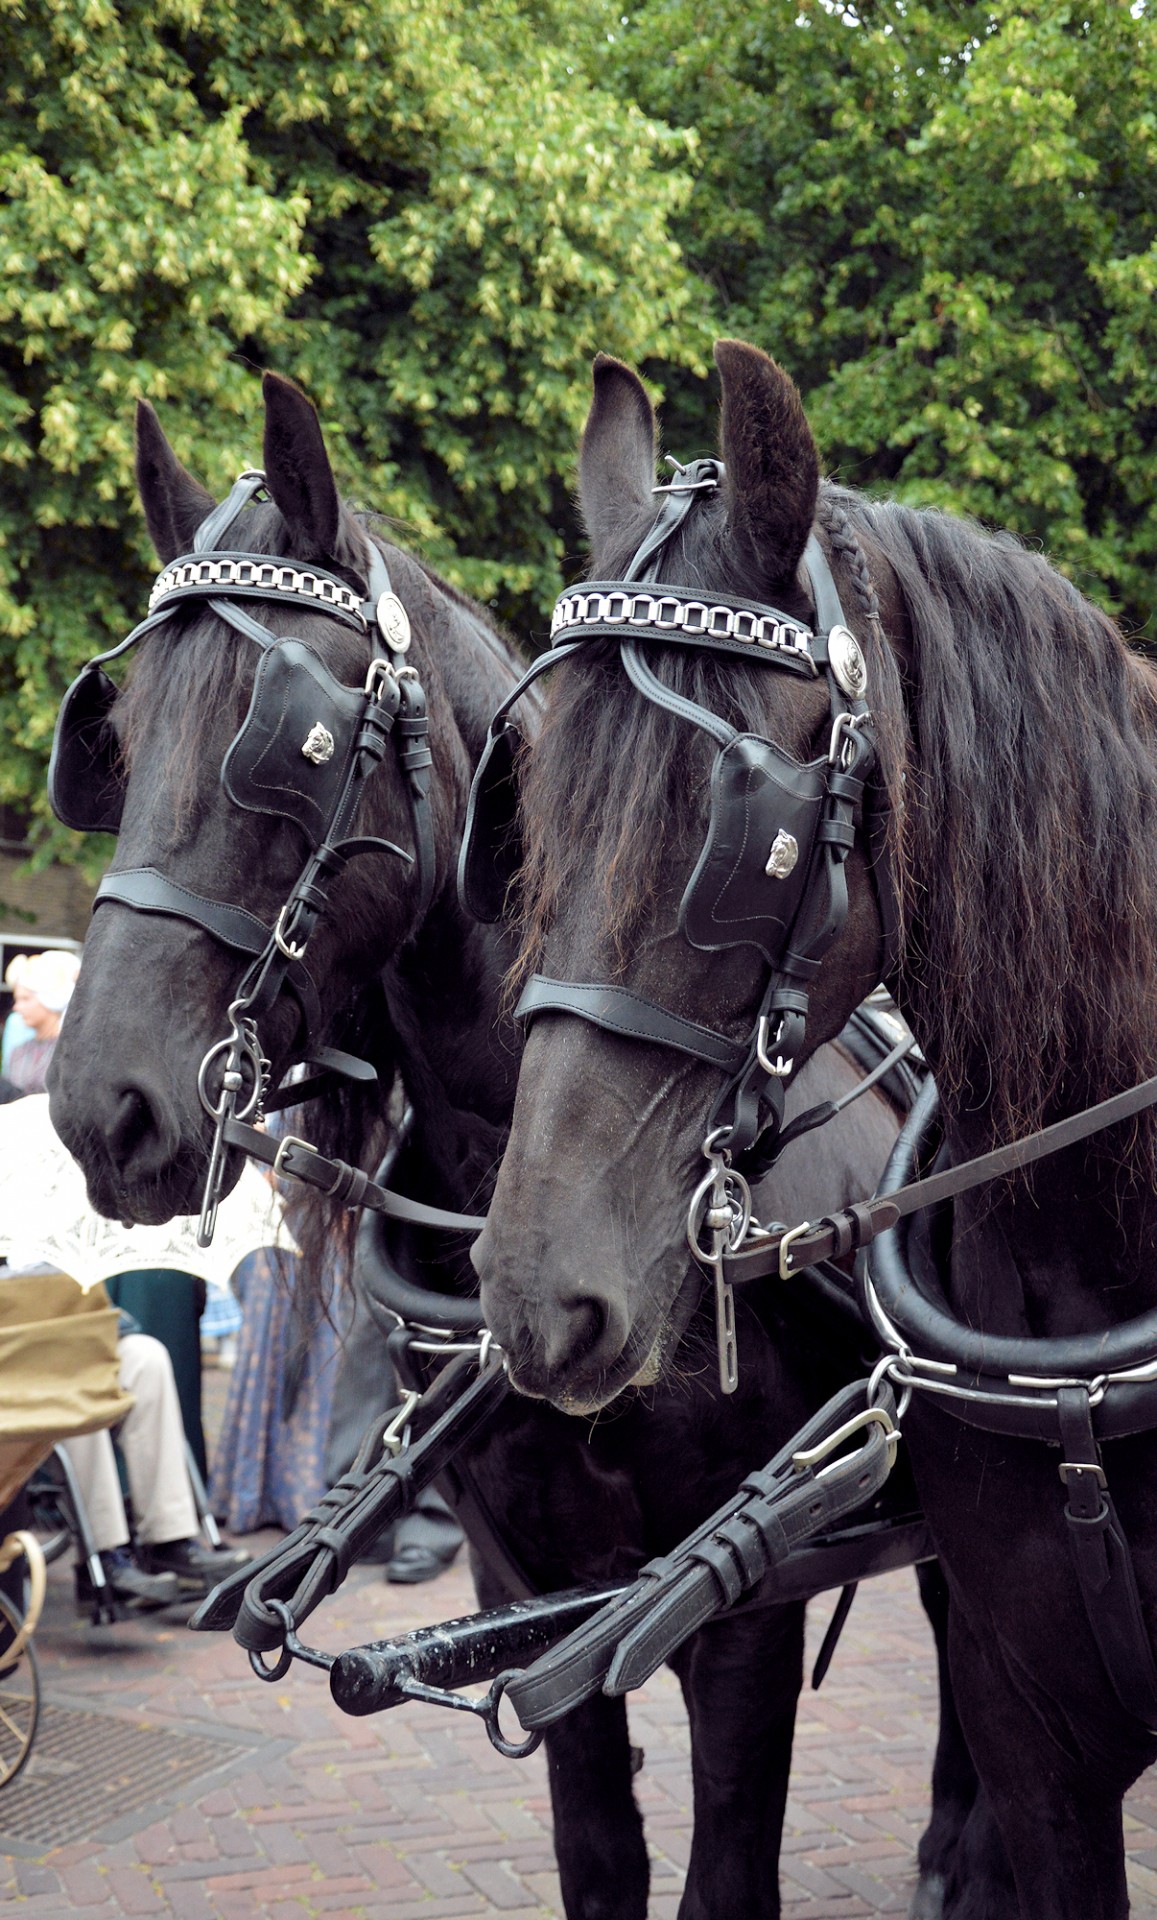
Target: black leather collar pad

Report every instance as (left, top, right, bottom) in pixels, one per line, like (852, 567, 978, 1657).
(222, 638, 366, 844)
(680, 735, 826, 962)
(48, 662, 124, 835)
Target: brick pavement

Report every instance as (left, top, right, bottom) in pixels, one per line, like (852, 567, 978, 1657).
(5, 1550, 1157, 1919)
(8, 1372, 1157, 1920)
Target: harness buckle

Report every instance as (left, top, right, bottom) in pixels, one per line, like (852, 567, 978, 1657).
(271, 1133, 316, 1181)
(382, 1389, 422, 1458)
(1059, 1459, 1108, 1490)
(792, 1404, 899, 1477)
(828, 710, 870, 769)
(777, 1220, 813, 1280)
(364, 656, 398, 700)
(274, 904, 308, 961)
(756, 1014, 794, 1079)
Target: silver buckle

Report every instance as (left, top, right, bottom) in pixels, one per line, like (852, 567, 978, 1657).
(272, 1133, 315, 1181)
(792, 1404, 899, 1476)
(274, 904, 308, 961)
(777, 1220, 813, 1281)
(756, 1014, 794, 1079)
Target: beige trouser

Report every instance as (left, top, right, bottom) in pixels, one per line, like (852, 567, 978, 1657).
(61, 1332, 198, 1553)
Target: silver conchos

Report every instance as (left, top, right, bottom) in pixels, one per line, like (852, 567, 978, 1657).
(301, 723, 335, 766)
(827, 625, 867, 699)
(376, 591, 412, 653)
(765, 829, 799, 880)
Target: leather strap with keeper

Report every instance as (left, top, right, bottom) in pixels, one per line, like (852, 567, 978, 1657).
(504, 1378, 898, 1729)
(190, 1352, 507, 1650)
(1056, 1386, 1157, 1730)
(222, 1115, 486, 1235)
(727, 1069, 1157, 1287)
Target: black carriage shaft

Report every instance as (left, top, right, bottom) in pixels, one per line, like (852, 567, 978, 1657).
(329, 1584, 625, 1716)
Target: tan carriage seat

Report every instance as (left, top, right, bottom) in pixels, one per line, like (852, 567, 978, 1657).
(0, 1272, 133, 1510)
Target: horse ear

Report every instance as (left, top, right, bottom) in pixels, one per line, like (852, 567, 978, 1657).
(715, 340, 819, 590)
(134, 402, 217, 563)
(579, 354, 657, 566)
(261, 372, 342, 558)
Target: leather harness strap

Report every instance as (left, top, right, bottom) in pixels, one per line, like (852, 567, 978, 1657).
(1057, 1387, 1157, 1729)
(191, 1353, 509, 1652)
(515, 975, 747, 1074)
(727, 1068, 1157, 1288)
(504, 1378, 899, 1729)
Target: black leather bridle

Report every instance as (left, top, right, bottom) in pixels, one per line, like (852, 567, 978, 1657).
(459, 458, 897, 1388)
(49, 470, 437, 1241)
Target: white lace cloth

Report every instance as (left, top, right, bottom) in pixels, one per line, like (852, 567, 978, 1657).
(0, 1095, 294, 1292)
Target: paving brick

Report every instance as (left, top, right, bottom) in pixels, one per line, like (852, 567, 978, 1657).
(14, 1542, 1157, 1919)
(460, 1859, 536, 1909)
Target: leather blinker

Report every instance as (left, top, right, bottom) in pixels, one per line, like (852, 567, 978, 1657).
(222, 638, 366, 844)
(48, 662, 125, 835)
(680, 734, 826, 963)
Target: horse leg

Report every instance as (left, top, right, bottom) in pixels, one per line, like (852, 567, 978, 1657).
(913, 1558, 978, 1917)
(670, 1602, 805, 1920)
(468, 1552, 648, 1920)
(544, 1693, 650, 1920)
(941, 1593, 1127, 1920)
(913, 1561, 1020, 1920)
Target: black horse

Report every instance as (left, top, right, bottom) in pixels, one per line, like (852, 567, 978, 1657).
(476, 341, 1157, 1918)
(49, 373, 965, 1919)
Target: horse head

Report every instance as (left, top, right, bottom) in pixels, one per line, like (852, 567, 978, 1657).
(50, 373, 514, 1231)
(473, 343, 898, 1411)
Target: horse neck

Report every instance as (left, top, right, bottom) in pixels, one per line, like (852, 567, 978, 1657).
(374, 549, 523, 1209)
(383, 891, 518, 1211)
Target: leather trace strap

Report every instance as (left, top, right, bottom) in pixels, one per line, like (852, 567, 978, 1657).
(190, 1350, 507, 1653)
(504, 1378, 899, 1729)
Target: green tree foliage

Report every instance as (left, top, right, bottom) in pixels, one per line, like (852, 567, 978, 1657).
(0, 0, 702, 859)
(610, 0, 1157, 631)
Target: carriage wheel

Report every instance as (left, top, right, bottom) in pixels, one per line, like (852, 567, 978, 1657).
(0, 1590, 40, 1788)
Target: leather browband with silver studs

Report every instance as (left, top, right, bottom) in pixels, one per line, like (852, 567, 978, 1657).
(550, 583, 816, 672)
(148, 554, 365, 624)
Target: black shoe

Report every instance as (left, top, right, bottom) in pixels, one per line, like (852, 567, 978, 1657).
(76, 1547, 180, 1615)
(385, 1543, 459, 1585)
(138, 1538, 251, 1598)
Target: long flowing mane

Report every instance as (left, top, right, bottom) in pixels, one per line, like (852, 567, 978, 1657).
(840, 487, 1157, 1160)
(518, 478, 1157, 1166)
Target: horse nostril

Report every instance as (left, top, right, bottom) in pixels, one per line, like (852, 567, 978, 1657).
(106, 1084, 165, 1174)
(542, 1295, 612, 1378)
